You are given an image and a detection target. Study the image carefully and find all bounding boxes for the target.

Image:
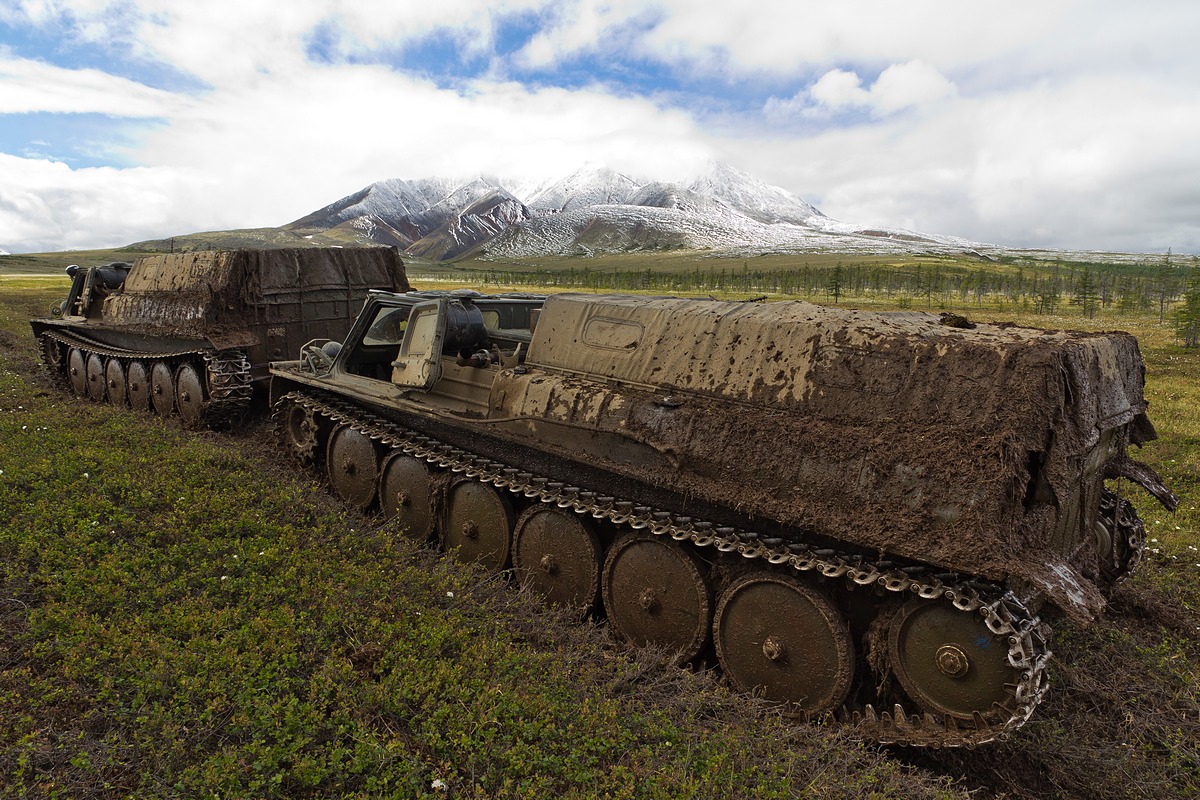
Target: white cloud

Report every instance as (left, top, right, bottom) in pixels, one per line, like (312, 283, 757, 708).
(869, 61, 956, 113)
(0, 62, 717, 251)
(0, 153, 208, 252)
(808, 70, 869, 109)
(765, 61, 955, 120)
(746, 74, 1200, 253)
(2, 0, 1199, 254)
(0, 56, 184, 116)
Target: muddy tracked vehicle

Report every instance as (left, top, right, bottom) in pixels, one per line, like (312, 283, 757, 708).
(31, 248, 409, 427)
(268, 290, 1176, 746)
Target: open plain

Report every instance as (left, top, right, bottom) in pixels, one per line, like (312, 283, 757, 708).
(1, 255, 1197, 798)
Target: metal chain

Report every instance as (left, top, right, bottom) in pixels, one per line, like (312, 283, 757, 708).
(280, 388, 1053, 747)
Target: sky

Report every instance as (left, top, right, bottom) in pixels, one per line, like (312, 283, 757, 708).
(1, 0, 1198, 255)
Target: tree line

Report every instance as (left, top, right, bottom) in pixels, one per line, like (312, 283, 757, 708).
(474, 255, 1200, 344)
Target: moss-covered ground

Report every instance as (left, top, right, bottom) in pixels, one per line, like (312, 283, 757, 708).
(1, 273, 1196, 799)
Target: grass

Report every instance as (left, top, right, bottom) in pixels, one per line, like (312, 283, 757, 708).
(1, 275, 1198, 799)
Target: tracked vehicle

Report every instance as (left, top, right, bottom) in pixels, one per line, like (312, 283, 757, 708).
(31, 248, 409, 426)
(269, 290, 1176, 746)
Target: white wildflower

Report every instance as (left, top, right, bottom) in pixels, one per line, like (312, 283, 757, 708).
(446, 591, 454, 598)
(431, 778, 447, 792)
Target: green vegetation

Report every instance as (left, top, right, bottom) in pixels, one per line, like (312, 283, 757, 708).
(2, 261, 1198, 799)
(0, 251, 152, 276)
(1174, 258, 1200, 347)
(132, 227, 363, 253)
(422, 251, 1199, 328)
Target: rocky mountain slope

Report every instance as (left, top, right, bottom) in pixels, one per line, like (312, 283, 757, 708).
(282, 162, 979, 261)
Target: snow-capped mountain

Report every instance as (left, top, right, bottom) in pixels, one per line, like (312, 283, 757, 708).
(525, 167, 641, 214)
(686, 161, 822, 226)
(284, 162, 976, 260)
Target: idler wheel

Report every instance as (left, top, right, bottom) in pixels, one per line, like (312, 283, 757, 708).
(127, 361, 151, 412)
(67, 347, 88, 397)
(280, 402, 320, 466)
(326, 424, 379, 509)
(443, 479, 513, 571)
(379, 453, 435, 542)
(888, 597, 1020, 721)
(174, 362, 209, 428)
(41, 336, 64, 377)
(1095, 490, 1143, 590)
(512, 507, 602, 611)
(85, 352, 106, 402)
(150, 362, 176, 416)
(602, 533, 712, 664)
(104, 358, 127, 407)
(713, 572, 854, 715)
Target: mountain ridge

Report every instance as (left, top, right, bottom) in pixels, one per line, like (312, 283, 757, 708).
(126, 162, 985, 259)
(278, 161, 981, 260)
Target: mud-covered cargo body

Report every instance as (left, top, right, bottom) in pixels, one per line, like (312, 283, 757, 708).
(501, 295, 1171, 621)
(32, 247, 409, 425)
(269, 290, 1174, 747)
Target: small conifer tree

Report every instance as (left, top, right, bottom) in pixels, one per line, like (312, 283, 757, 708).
(1174, 258, 1200, 347)
(1074, 268, 1100, 319)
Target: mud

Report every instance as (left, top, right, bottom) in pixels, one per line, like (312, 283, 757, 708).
(499, 294, 1170, 620)
(102, 247, 409, 337)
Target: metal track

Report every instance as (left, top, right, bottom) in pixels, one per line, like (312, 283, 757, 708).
(278, 388, 1053, 747)
(39, 329, 253, 426)
(1099, 488, 1147, 589)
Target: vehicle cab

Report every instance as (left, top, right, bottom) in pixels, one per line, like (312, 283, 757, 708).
(271, 288, 545, 415)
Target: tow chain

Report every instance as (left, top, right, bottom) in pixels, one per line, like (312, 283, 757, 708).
(38, 329, 253, 426)
(279, 388, 1053, 747)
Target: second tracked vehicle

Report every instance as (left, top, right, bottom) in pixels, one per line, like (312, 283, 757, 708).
(32, 247, 409, 426)
(269, 289, 1176, 747)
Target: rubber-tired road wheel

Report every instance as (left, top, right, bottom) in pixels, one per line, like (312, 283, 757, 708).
(443, 479, 513, 571)
(326, 424, 379, 509)
(513, 507, 602, 611)
(67, 348, 88, 397)
(150, 362, 175, 416)
(714, 572, 854, 715)
(379, 453, 436, 541)
(127, 361, 151, 412)
(888, 597, 1020, 722)
(105, 358, 127, 407)
(85, 352, 106, 402)
(602, 533, 712, 664)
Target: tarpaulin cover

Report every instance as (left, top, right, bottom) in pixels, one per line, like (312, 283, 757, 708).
(103, 248, 409, 333)
(495, 293, 1162, 620)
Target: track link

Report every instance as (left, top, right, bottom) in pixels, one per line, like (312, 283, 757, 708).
(278, 388, 1053, 747)
(39, 329, 252, 426)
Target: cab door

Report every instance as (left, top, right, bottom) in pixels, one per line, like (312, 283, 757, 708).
(390, 298, 447, 391)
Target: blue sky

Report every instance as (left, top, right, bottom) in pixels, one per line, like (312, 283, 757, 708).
(2, 0, 1199, 254)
